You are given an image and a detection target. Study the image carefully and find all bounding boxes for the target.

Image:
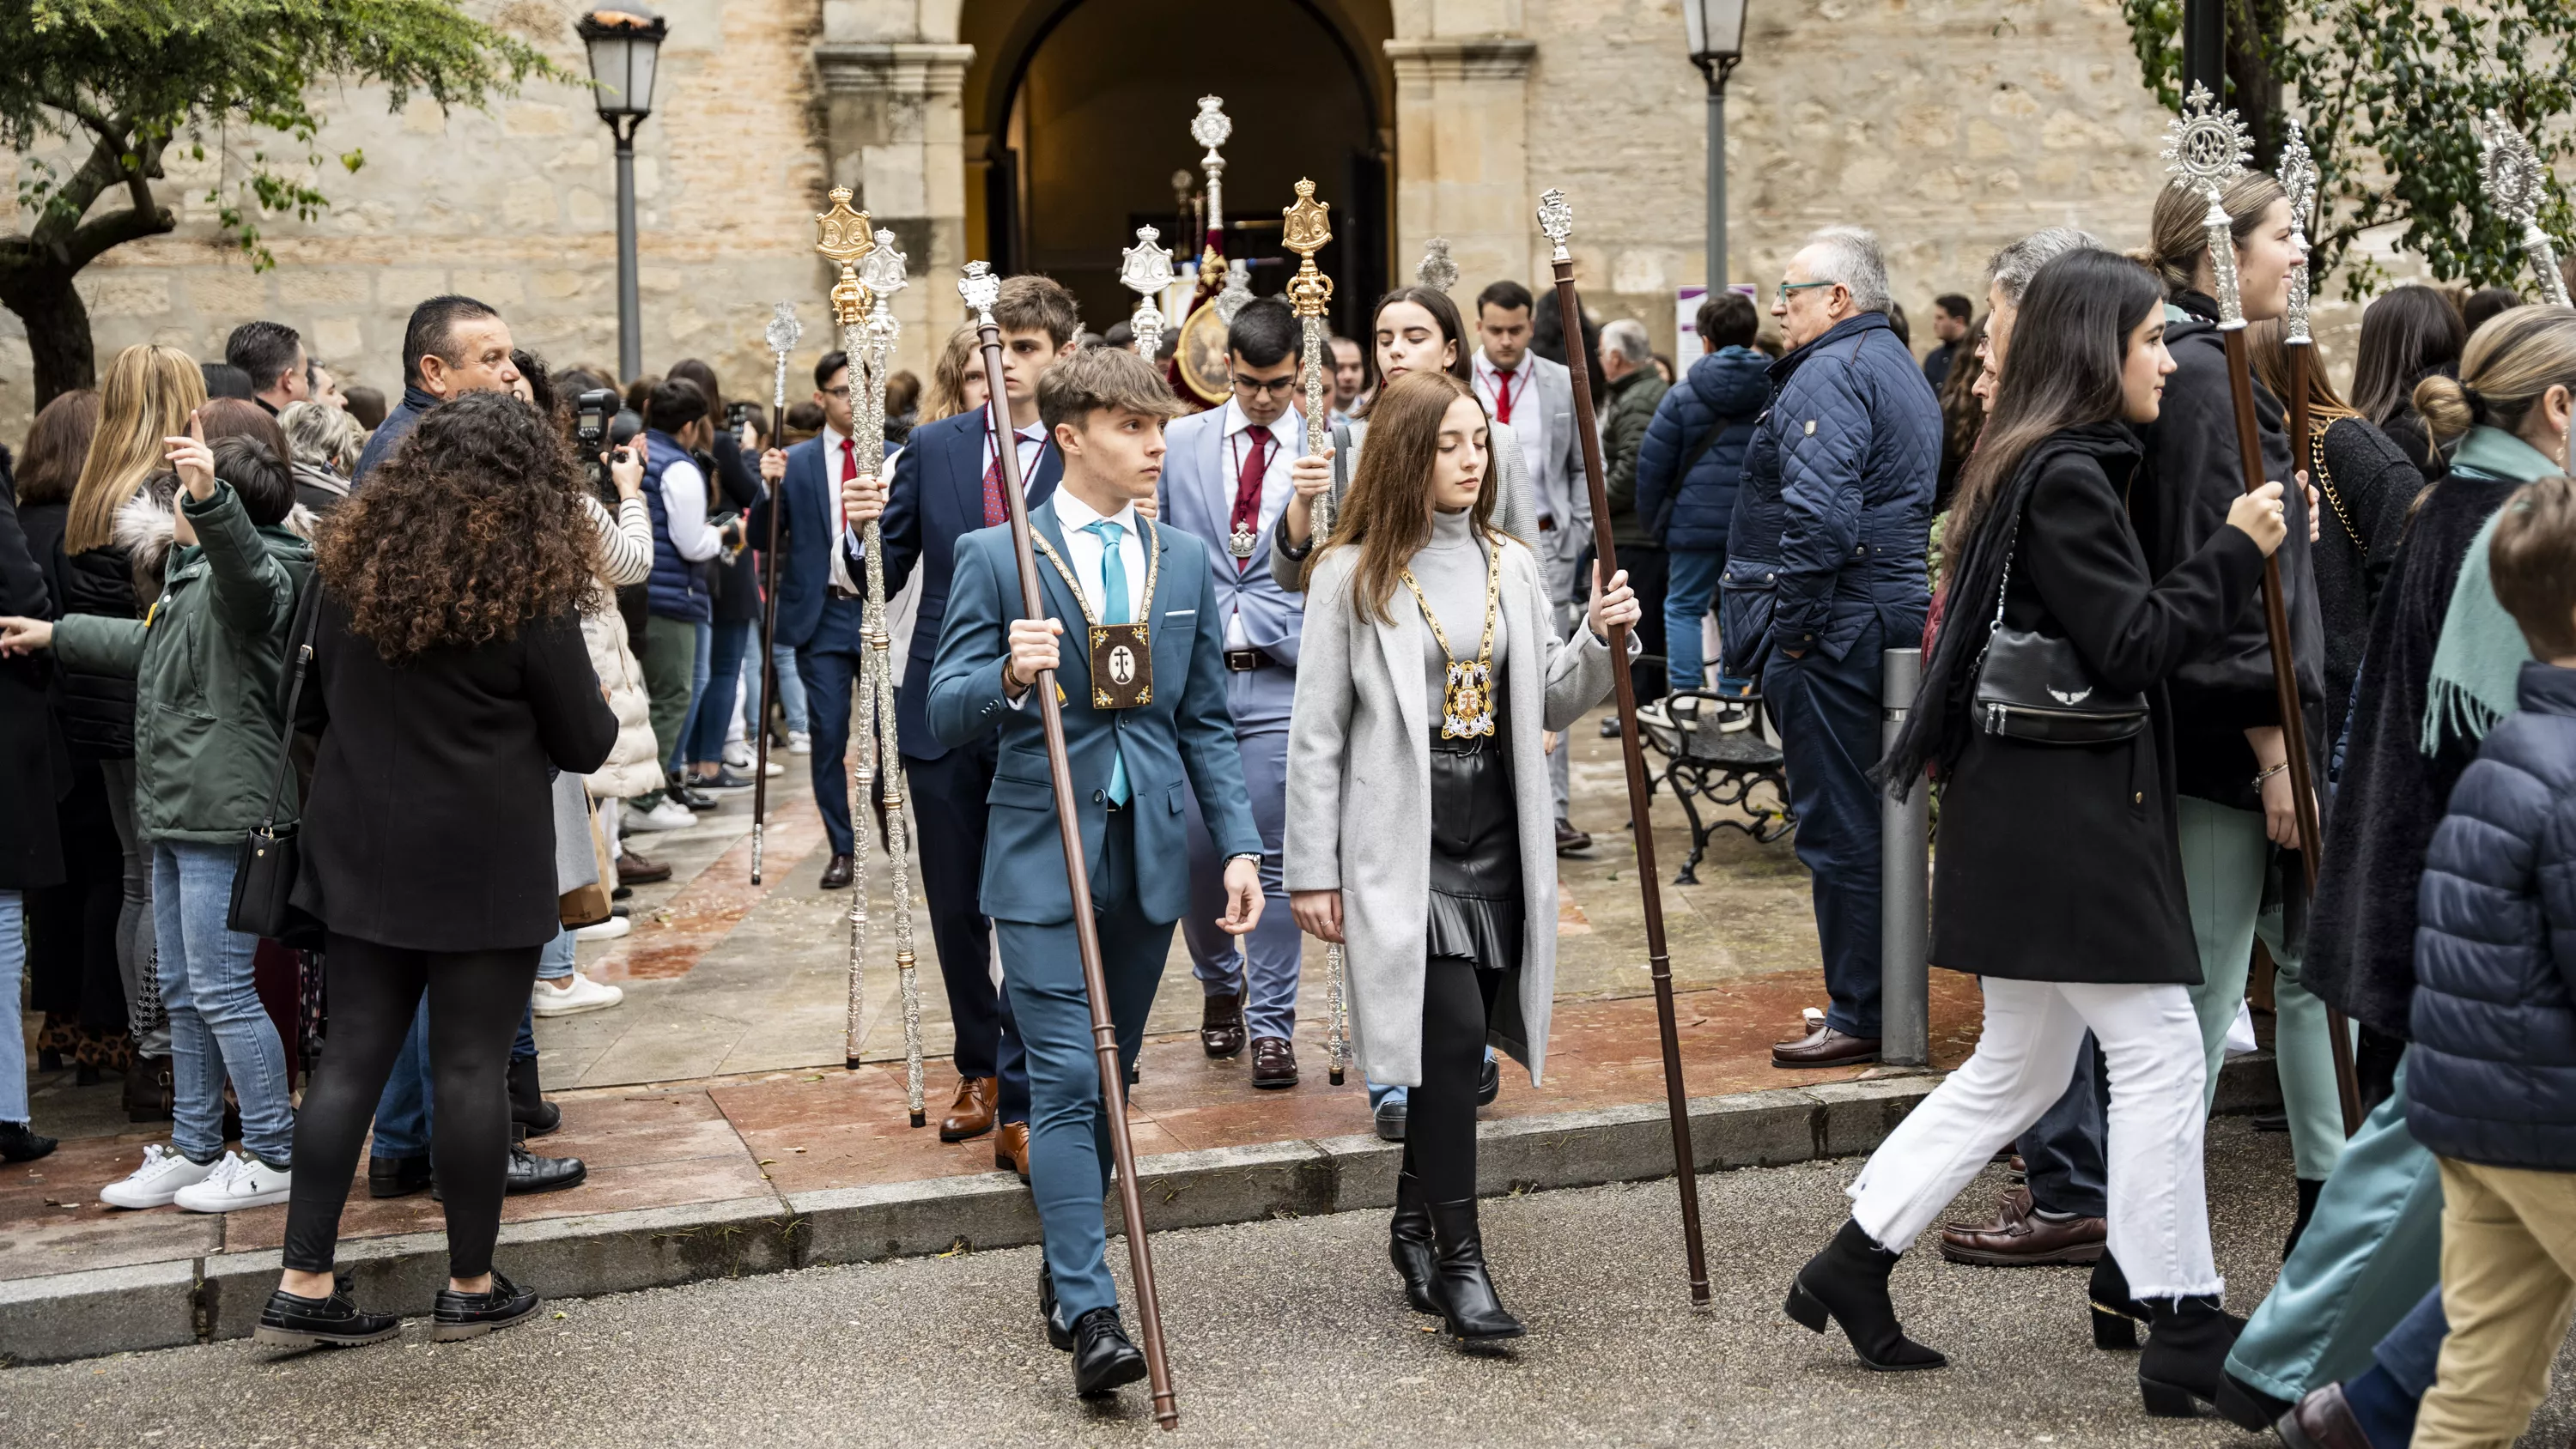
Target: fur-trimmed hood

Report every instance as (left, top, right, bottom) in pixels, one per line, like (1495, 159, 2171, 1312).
(117, 484, 316, 601)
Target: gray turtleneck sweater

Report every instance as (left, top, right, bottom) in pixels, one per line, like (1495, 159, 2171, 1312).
(1410, 506, 1508, 718)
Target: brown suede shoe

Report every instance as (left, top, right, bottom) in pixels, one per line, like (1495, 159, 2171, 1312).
(2275, 1382, 2373, 1449)
(994, 1121, 1030, 1182)
(616, 849, 671, 886)
(1939, 1185, 2106, 1266)
(1251, 1035, 1298, 1089)
(1200, 992, 1246, 1059)
(1771, 1023, 1881, 1068)
(939, 1076, 999, 1143)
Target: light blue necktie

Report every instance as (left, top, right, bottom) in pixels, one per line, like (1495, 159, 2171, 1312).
(1083, 520, 1133, 807)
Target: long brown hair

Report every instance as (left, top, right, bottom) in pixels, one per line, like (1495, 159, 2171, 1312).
(69, 344, 204, 552)
(923, 324, 982, 423)
(15, 389, 101, 506)
(1317, 372, 1498, 622)
(2136, 173, 2289, 299)
(2245, 318, 2360, 444)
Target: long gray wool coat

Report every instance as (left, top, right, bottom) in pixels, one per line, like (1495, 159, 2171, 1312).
(1284, 536, 1617, 1088)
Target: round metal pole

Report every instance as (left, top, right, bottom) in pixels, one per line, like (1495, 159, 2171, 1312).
(1706, 78, 1728, 294)
(614, 123, 642, 382)
(1879, 647, 1929, 1068)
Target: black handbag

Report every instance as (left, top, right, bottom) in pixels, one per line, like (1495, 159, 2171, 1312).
(228, 585, 325, 949)
(1971, 509, 2148, 745)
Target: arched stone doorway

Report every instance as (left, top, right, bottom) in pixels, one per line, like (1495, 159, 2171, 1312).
(964, 0, 1391, 338)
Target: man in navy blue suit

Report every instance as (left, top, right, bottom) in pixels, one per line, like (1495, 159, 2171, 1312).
(842, 276, 1078, 1157)
(928, 343, 1263, 1399)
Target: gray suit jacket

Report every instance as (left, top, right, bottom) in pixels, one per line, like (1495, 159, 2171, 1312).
(1484, 349, 1589, 541)
(1155, 404, 1303, 731)
(1265, 415, 1541, 592)
(1283, 537, 1617, 1088)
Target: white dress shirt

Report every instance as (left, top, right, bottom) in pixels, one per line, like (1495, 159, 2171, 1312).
(1008, 487, 1148, 711)
(659, 453, 721, 562)
(1220, 397, 1299, 648)
(1473, 349, 1550, 524)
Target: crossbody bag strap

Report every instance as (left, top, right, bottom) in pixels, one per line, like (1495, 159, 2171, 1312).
(256, 582, 323, 834)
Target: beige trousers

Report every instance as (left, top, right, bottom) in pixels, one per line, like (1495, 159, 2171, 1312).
(2415, 1156, 2576, 1449)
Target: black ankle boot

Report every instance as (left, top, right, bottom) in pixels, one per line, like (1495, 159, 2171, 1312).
(507, 1056, 561, 1137)
(1425, 1198, 1523, 1341)
(2137, 1294, 2247, 1416)
(1389, 1172, 1437, 1313)
(2088, 1252, 2149, 1350)
(2282, 1177, 2324, 1259)
(0, 1121, 58, 1163)
(1784, 1218, 1947, 1371)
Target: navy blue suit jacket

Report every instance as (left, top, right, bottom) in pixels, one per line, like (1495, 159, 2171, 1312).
(750, 435, 867, 654)
(876, 409, 1062, 761)
(926, 503, 1261, 925)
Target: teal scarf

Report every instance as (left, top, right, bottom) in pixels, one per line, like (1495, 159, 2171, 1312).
(2422, 427, 2562, 754)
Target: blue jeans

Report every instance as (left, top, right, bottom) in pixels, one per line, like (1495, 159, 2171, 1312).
(374, 1008, 434, 1158)
(1664, 549, 1723, 695)
(2021, 1033, 2109, 1218)
(687, 619, 753, 766)
(153, 840, 295, 1165)
(666, 618, 713, 774)
(0, 891, 26, 1125)
(770, 641, 808, 733)
(1762, 618, 1889, 1037)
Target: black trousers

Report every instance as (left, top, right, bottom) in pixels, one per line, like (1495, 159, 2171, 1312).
(1623, 544, 1670, 700)
(907, 740, 1012, 1083)
(282, 933, 538, 1279)
(1400, 955, 1500, 1203)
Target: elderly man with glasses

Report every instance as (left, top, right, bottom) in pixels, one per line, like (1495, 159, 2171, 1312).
(1151, 295, 1321, 1090)
(1722, 226, 1942, 1070)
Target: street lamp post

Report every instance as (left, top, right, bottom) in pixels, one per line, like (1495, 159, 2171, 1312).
(577, 3, 667, 381)
(1683, 0, 1748, 294)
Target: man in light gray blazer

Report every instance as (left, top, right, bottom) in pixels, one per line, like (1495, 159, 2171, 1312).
(1155, 299, 1313, 1088)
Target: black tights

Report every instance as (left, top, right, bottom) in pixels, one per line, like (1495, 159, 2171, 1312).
(1400, 955, 1499, 1203)
(282, 933, 538, 1279)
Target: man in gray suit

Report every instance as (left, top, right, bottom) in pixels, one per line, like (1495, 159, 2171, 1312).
(1155, 298, 1312, 1088)
(1473, 280, 1591, 853)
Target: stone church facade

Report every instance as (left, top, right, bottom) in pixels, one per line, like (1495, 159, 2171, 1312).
(2, 0, 2187, 434)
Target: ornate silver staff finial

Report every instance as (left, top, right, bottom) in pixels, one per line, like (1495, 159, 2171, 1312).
(2278, 118, 2318, 343)
(1192, 96, 1232, 288)
(860, 227, 908, 306)
(2480, 109, 2573, 307)
(1120, 226, 1172, 359)
(765, 300, 803, 360)
(1537, 189, 1574, 264)
(959, 260, 1000, 326)
(2161, 82, 2256, 328)
(1213, 258, 1255, 324)
(1416, 237, 1458, 294)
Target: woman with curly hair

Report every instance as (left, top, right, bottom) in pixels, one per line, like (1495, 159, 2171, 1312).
(255, 391, 616, 1349)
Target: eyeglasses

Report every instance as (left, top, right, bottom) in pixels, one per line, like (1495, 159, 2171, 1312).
(819, 385, 851, 398)
(1230, 374, 1299, 397)
(1776, 281, 1838, 303)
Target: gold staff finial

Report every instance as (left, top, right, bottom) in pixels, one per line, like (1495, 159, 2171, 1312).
(1283, 178, 1334, 321)
(815, 185, 878, 325)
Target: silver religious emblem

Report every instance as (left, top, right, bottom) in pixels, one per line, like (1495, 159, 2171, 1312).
(2161, 82, 2255, 326)
(764, 300, 803, 358)
(2277, 119, 2318, 343)
(1416, 237, 1459, 294)
(1537, 190, 1574, 262)
(1213, 258, 1255, 324)
(1228, 523, 1258, 559)
(2480, 109, 2573, 306)
(958, 260, 1000, 324)
(1120, 226, 1172, 359)
(1190, 95, 1232, 158)
(860, 228, 908, 302)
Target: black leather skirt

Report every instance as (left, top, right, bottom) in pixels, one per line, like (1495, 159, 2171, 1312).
(1427, 725, 1523, 974)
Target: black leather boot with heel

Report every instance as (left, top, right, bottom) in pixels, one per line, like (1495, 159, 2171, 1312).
(2088, 1252, 2150, 1350)
(1426, 1198, 1523, 1341)
(1389, 1171, 1437, 1313)
(1784, 1218, 1947, 1371)
(2137, 1294, 2248, 1416)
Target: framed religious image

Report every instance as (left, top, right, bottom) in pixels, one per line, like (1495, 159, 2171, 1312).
(1176, 304, 1232, 403)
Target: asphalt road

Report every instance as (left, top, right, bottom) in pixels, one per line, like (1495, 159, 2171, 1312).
(8, 1118, 2570, 1449)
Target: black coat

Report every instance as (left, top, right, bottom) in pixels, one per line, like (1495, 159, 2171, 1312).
(1929, 424, 2265, 984)
(293, 596, 617, 952)
(0, 482, 70, 891)
(705, 433, 766, 626)
(26, 502, 140, 760)
(2309, 415, 2424, 734)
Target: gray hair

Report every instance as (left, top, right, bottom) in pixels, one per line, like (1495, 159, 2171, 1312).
(1985, 226, 2105, 306)
(1800, 226, 1892, 315)
(278, 399, 367, 476)
(1601, 318, 1653, 365)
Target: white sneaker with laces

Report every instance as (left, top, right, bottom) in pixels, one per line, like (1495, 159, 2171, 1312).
(172, 1151, 294, 1212)
(534, 971, 625, 1015)
(788, 731, 812, 755)
(574, 915, 632, 943)
(724, 742, 755, 769)
(762, 759, 785, 778)
(99, 1143, 220, 1209)
(625, 799, 696, 832)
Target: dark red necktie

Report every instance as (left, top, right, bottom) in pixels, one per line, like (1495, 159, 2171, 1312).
(981, 437, 1007, 527)
(840, 438, 857, 487)
(1230, 427, 1272, 570)
(1492, 367, 1516, 424)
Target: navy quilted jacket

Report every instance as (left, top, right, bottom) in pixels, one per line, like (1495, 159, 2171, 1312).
(2409, 660, 2576, 1170)
(1634, 346, 1770, 553)
(1725, 312, 1939, 663)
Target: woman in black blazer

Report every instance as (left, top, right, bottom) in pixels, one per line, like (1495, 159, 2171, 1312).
(259, 392, 616, 1349)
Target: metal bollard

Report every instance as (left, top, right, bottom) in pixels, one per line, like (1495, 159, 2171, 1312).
(1880, 647, 1930, 1067)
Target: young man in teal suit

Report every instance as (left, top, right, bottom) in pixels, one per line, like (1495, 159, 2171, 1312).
(928, 343, 1264, 1400)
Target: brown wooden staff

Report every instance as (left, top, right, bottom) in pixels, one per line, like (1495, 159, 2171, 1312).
(960, 262, 1178, 1428)
(1537, 191, 1710, 1304)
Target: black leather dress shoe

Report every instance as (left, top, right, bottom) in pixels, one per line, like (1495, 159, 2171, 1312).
(432, 1270, 540, 1341)
(2275, 1382, 2373, 1449)
(1200, 992, 1246, 1058)
(255, 1274, 399, 1349)
(1553, 820, 1593, 856)
(1039, 1263, 1072, 1351)
(1374, 1095, 1407, 1142)
(428, 1140, 586, 1201)
(1251, 1035, 1298, 1088)
(368, 1153, 433, 1199)
(1071, 1307, 1148, 1397)
(818, 853, 854, 889)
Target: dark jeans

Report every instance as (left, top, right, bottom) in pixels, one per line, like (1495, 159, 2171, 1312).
(1763, 617, 1886, 1037)
(283, 933, 538, 1279)
(2022, 1032, 2109, 1218)
(1402, 955, 1502, 1202)
(686, 618, 754, 766)
(796, 608, 865, 858)
(1622, 543, 1669, 700)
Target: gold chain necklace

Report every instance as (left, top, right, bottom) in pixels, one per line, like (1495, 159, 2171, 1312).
(2309, 425, 2363, 556)
(1399, 532, 1504, 739)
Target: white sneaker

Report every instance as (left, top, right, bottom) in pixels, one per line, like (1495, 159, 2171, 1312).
(724, 743, 755, 769)
(171, 1151, 294, 1212)
(625, 799, 696, 832)
(573, 915, 632, 943)
(100, 1143, 220, 1209)
(788, 731, 812, 755)
(762, 759, 785, 778)
(536, 971, 625, 1016)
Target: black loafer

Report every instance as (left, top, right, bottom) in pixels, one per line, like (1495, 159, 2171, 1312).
(1071, 1307, 1147, 1397)
(432, 1270, 539, 1341)
(255, 1274, 400, 1349)
(428, 1141, 586, 1201)
(368, 1153, 433, 1199)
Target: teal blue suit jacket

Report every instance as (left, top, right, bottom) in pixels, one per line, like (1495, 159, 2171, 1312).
(927, 501, 1263, 926)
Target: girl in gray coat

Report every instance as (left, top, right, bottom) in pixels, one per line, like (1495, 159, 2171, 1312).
(1285, 372, 1633, 1343)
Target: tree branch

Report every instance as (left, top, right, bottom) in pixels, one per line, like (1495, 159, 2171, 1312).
(63, 193, 176, 273)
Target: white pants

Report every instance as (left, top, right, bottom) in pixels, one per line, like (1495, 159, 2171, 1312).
(1846, 977, 2222, 1300)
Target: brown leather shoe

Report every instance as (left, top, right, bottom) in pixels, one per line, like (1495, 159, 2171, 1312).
(1200, 992, 1246, 1059)
(1251, 1035, 1298, 1089)
(994, 1121, 1030, 1181)
(818, 853, 854, 889)
(2276, 1382, 2372, 1449)
(939, 1076, 999, 1143)
(1938, 1185, 2107, 1266)
(1771, 1023, 1881, 1068)
(1554, 820, 1593, 856)
(617, 849, 672, 885)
